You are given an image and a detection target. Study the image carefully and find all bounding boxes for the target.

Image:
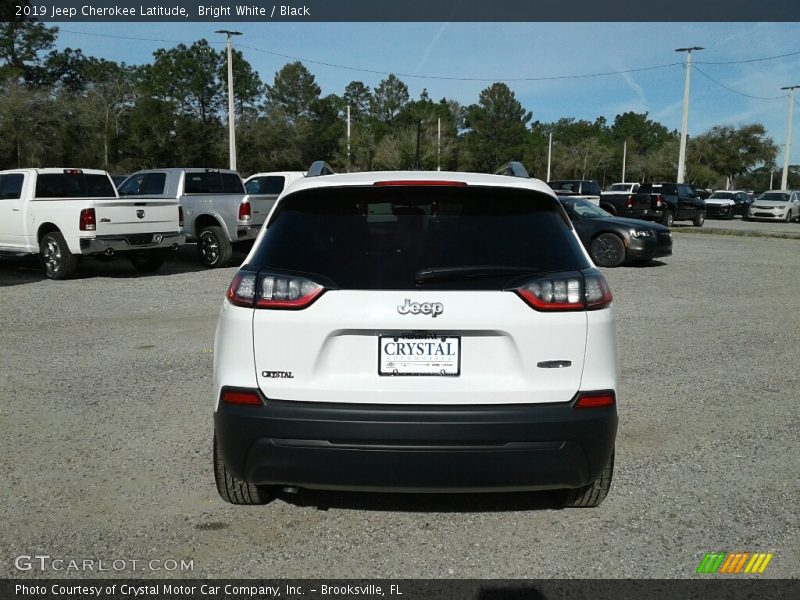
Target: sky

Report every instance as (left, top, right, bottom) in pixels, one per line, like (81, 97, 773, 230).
(49, 21, 800, 167)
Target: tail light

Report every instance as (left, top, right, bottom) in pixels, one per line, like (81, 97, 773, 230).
(227, 271, 325, 310)
(514, 271, 612, 311)
(238, 201, 251, 221)
(655, 195, 664, 208)
(574, 391, 615, 409)
(79, 208, 96, 231)
(374, 180, 467, 187)
(178, 206, 184, 227)
(221, 388, 262, 406)
(626, 195, 634, 208)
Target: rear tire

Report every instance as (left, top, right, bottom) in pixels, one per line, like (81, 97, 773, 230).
(590, 233, 626, 268)
(198, 226, 233, 268)
(563, 451, 614, 508)
(129, 249, 165, 273)
(213, 436, 272, 505)
(693, 210, 705, 227)
(40, 231, 78, 280)
(661, 210, 674, 227)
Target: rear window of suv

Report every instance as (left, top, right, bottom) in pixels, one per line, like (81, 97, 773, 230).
(249, 185, 589, 290)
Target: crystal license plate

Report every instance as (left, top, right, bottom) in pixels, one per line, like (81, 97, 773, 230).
(378, 335, 460, 376)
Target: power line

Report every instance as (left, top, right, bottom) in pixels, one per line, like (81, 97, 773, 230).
(60, 27, 682, 82)
(56, 27, 800, 91)
(59, 28, 216, 46)
(693, 65, 785, 101)
(695, 49, 800, 65)
(238, 43, 682, 82)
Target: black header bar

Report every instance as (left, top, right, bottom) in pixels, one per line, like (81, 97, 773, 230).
(4, 579, 800, 600)
(7, 0, 799, 22)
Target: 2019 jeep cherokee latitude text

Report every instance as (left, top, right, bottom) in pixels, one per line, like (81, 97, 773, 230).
(213, 169, 619, 507)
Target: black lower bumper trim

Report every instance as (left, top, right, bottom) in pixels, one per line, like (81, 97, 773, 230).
(215, 396, 617, 492)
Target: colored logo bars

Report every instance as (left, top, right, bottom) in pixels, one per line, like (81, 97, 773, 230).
(696, 552, 773, 574)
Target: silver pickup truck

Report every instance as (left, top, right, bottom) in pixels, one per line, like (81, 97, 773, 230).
(118, 168, 270, 267)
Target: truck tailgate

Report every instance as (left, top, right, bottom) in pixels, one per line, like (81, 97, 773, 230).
(246, 194, 279, 227)
(93, 198, 179, 235)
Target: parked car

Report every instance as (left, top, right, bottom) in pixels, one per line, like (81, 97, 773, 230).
(118, 168, 269, 267)
(559, 197, 672, 267)
(213, 162, 618, 507)
(631, 182, 705, 227)
(0, 168, 183, 279)
(604, 183, 640, 193)
(243, 171, 305, 195)
(547, 179, 602, 205)
(746, 190, 800, 222)
(704, 190, 750, 219)
(242, 171, 306, 228)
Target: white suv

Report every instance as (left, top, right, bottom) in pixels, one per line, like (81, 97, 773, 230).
(213, 164, 619, 507)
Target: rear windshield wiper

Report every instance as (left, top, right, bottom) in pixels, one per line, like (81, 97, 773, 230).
(415, 265, 540, 283)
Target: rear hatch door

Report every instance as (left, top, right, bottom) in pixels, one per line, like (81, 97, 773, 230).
(248, 184, 592, 405)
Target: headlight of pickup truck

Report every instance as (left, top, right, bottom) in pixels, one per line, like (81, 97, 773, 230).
(629, 229, 654, 238)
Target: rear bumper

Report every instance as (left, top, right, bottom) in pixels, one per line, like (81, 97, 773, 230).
(79, 232, 184, 255)
(236, 223, 262, 241)
(620, 208, 664, 221)
(214, 393, 617, 492)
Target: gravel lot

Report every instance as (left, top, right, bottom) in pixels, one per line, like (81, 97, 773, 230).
(1, 235, 798, 579)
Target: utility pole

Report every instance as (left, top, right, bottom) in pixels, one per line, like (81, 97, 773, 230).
(414, 121, 422, 170)
(346, 104, 351, 173)
(547, 132, 553, 181)
(622, 140, 627, 182)
(780, 85, 799, 190)
(437, 117, 441, 171)
(675, 46, 703, 184)
(216, 30, 242, 171)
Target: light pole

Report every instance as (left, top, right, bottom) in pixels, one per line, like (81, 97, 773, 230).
(780, 85, 799, 190)
(216, 30, 242, 171)
(547, 132, 553, 181)
(675, 46, 703, 184)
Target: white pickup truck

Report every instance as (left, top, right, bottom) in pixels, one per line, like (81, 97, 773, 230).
(118, 168, 269, 268)
(0, 168, 184, 279)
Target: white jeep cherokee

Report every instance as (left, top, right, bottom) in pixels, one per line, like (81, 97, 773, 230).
(213, 164, 619, 507)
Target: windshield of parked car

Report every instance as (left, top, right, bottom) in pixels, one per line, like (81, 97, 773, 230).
(560, 198, 613, 219)
(759, 192, 790, 202)
(250, 185, 589, 290)
(709, 192, 735, 199)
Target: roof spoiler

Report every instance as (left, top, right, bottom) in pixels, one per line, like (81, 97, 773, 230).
(493, 161, 530, 178)
(306, 161, 335, 177)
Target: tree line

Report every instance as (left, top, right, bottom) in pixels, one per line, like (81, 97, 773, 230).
(1, 16, 793, 190)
